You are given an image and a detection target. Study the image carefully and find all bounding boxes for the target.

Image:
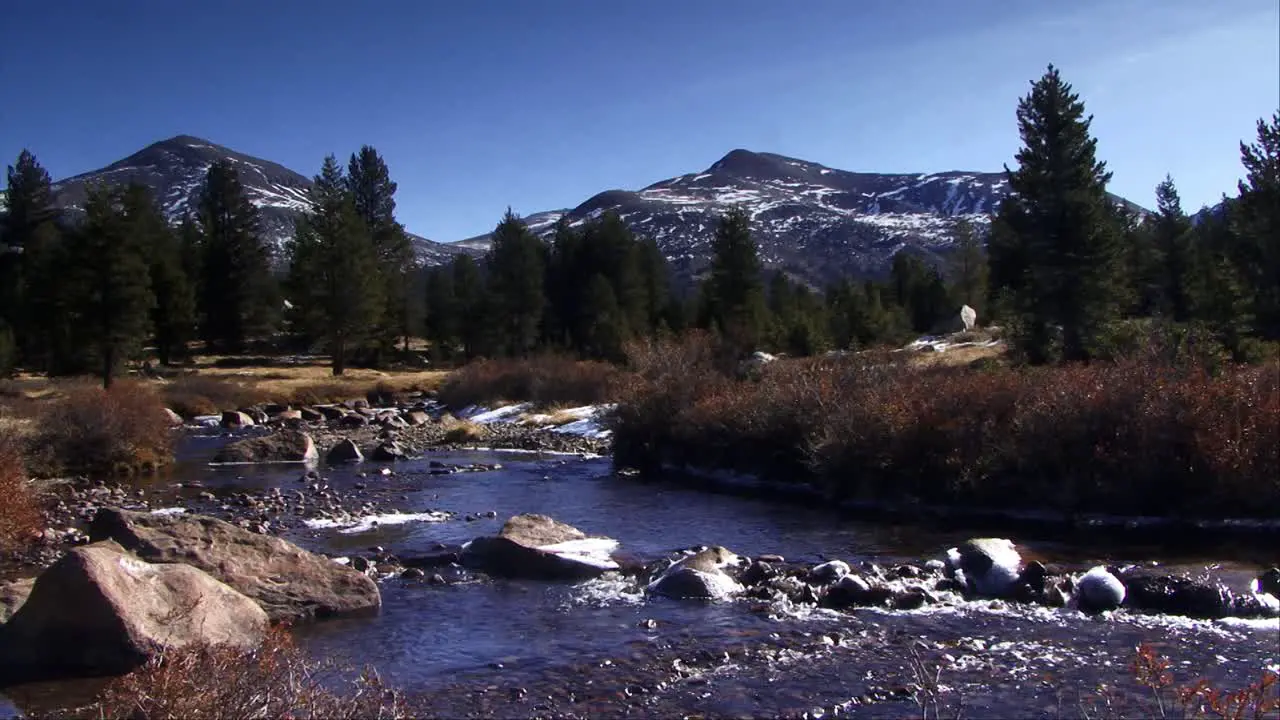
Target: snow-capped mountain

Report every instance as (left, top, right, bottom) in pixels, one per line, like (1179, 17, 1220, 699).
(454, 149, 1139, 285)
(50, 135, 462, 265)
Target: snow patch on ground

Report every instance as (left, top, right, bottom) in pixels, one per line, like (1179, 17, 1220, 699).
(304, 511, 451, 534)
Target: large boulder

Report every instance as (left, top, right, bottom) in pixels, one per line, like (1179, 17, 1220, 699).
(460, 514, 619, 581)
(371, 441, 408, 462)
(326, 438, 364, 463)
(88, 508, 380, 622)
(1075, 566, 1126, 613)
(1116, 571, 1277, 620)
(211, 430, 318, 464)
(0, 579, 34, 625)
(647, 547, 744, 601)
(404, 410, 431, 426)
(0, 541, 266, 684)
(945, 538, 1022, 598)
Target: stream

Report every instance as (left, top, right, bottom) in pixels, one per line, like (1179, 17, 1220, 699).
(3, 432, 1278, 718)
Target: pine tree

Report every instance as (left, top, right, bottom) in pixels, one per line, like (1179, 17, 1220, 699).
(347, 146, 414, 358)
(117, 184, 196, 366)
(1232, 112, 1280, 339)
(485, 209, 545, 356)
(423, 264, 459, 361)
(287, 155, 384, 375)
(545, 219, 584, 350)
(1190, 201, 1254, 356)
(1, 150, 62, 369)
(636, 236, 670, 336)
(1149, 176, 1196, 321)
(450, 254, 488, 359)
(197, 160, 276, 352)
(947, 217, 989, 320)
(581, 273, 625, 361)
(64, 185, 154, 388)
(704, 207, 767, 351)
(988, 65, 1123, 363)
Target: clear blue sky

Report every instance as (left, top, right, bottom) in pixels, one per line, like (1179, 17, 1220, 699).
(1, 0, 1276, 241)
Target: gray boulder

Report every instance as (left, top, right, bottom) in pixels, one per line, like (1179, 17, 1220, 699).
(1075, 565, 1126, 613)
(0, 541, 267, 684)
(945, 538, 1022, 598)
(326, 438, 364, 463)
(220, 410, 255, 429)
(461, 514, 619, 581)
(211, 430, 318, 464)
(404, 410, 430, 426)
(88, 508, 380, 622)
(372, 441, 407, 461)
(647, 547, 744, 601)
(163, 408, 184, 427)
(808, 559, 851, 585)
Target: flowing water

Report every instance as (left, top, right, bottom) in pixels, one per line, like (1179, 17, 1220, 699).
(4, 433, 1278, 718)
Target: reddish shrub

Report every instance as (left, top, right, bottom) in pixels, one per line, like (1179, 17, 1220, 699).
(31, 380, 175, 476)
(438, 355, 620, 410)
(0, 431, 40, 551)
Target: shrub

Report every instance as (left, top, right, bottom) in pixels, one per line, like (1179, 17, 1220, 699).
(438, 355, 620, 410)
(31, 380, 175, 476)
(613, 337, 1280, 518)
(0, 431, 40, 551)
(85, 627, 409, 720)
(442, 420, 487, 445)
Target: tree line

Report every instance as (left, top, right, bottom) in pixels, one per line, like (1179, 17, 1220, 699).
(1, 65, 1276, 385)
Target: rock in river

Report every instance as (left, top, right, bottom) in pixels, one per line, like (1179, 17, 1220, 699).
(89, 508, 380, 622)
(460, 514, 620, 581)
(945, 538, 1022, 598)
(211, 430, 318, 464)
(647, 546, 745, 601)
(326, 438, 364, 463)
(1075, 565, 1126, 613)
(0, 541, 267, 684)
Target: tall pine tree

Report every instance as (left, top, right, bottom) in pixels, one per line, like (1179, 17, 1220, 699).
(197, 160, 276, 352)
(120, 184, 196, 365)
(1, 150, 63, 371)
(947, 217, 988, 321)
(347, 146, 414, 359)
(1232, 112, 1280, 339)
(485, 209, 545, 357)
(64, 186, 154, 388)
(1150, 176, 1196, 321)
(703, 207, 767, 351)
(988, 65, 1122, 363)
(287, 155, 384, 375)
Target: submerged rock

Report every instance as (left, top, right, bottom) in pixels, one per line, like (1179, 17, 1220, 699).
(88, 508, 380, 622)
(372, 441, 408, 462)
(1119, 572, 1235, 620)
(1256, 568, 1280, 598)
(211, 430, 318, 464)
(647, 546, 744, 601)
(808, 560, 851, 585)
(0, 541, 267, 684)
(1075, 566, 1126, 613)
(945, 538, 1022, 598)
(461, 514, 620, 581)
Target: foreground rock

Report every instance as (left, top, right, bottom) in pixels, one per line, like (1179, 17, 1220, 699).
(211, 430, 318, 464)
(1075, 566, 1126, 613)
(0, 541, 267, 684)
(89, 508, 380, 622)
(647, 546, 745, 601)
(461, 514, 619, 581)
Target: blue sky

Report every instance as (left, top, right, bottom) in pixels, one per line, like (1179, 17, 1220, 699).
(1, 0, 1276, 241)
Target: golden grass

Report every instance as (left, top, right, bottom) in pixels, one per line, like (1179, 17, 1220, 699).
(442, 420, 487, 444)
(907, 342, 1008, 369)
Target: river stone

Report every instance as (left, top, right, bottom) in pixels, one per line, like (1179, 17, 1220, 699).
(211, 430, 318, 464)
(1075, 566, 1126, 613)
(808, 560, 851, 585)
(163, 408, 184, 426)
(299, 407, 324, 423)
(317, 405, 347, 421)
(339, 413, 369, 428)
(0, 578, 34, 625)
(1256, 568, 1280, 598)
(461, 514, 620, 581)
(372, 441, 407, 461)
(404, 410, 430, 426)
(88, 508, 380, 622)
(1119, 572, 1233, 619)
(647, 547, 744, 601)
(945, 538, 1022, 598)
(271, 409, 303, 423)
(220, 410, 255, 429)
(821, 574, 894, 609)
(326, 438, 364, 463)
(0, 541, 267, 683)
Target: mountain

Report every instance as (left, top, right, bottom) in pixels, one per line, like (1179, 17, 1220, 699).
(49, 135, 465, 266)
(454, 149, 1141, 286)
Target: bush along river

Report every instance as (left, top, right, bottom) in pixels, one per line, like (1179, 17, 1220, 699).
(1, 402, 1278, 718)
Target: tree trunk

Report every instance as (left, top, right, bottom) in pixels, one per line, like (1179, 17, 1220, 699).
(333, 337, 346, 377)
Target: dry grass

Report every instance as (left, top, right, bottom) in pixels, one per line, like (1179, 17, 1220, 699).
(437, 355, 619, 410)
(442, 420, 487, 445)
(614, 334, 1280, 518)
(84, 627, 409, 720)
(27, 380, 175, 476)
(0, 431, 41, 551)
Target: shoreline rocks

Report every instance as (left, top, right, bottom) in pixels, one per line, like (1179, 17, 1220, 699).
(211, 430, 319, 464)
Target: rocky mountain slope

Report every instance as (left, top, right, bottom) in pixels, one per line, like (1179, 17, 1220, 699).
(456, 149, 1142, 286)
(49, 135, 462, 265)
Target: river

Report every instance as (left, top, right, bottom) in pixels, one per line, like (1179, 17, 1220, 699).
(3, 434, 1278, 718)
